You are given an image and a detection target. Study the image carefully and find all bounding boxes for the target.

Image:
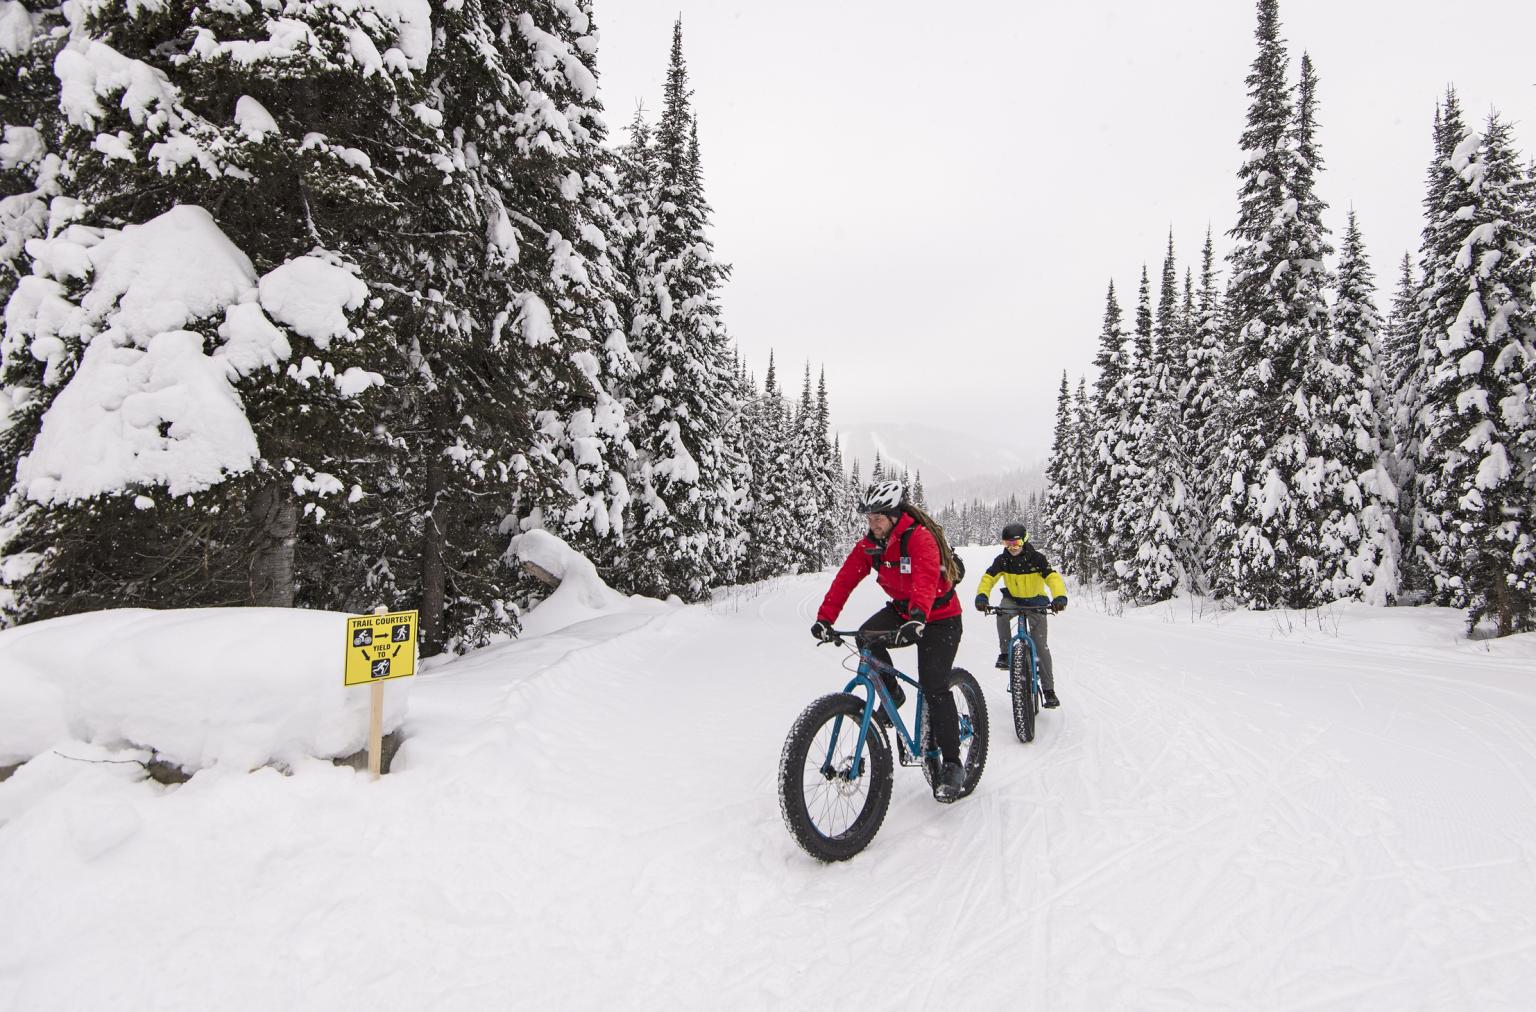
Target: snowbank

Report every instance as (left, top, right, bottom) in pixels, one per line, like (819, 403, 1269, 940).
(507, 528, 648, 637)
(0, 607, 408, 770)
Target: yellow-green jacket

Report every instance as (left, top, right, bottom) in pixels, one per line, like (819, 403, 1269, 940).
(975, 544, 1067, 605)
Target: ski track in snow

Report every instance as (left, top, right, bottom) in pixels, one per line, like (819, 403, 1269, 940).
(3, 549, 1536, 1009)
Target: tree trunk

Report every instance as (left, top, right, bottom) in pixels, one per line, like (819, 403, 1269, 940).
(247, 481, 298, 607)
(420, 454, 447, 656)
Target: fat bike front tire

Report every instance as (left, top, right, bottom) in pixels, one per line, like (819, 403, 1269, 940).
(921, 669, 990, 801)
(778, 693, 894, 862)
(1010, 641, 1037, 743)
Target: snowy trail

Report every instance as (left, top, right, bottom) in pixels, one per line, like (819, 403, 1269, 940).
(3, 549, 1536, 1009)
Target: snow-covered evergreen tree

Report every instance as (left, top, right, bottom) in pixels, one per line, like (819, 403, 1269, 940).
(1380, 251, 1422, 596)
(0, 0, 417, 624)
(1311, 210, 1396, 603)
(1210, 3, 1333, 609)
(739, 353, 796, 581)
(1110, 267, 1158, 594)
(1062, 376, 1096, 578)
(621, 19, 744, 600)
(417, 0, 638, 651)
(1184, 229, 1227, 591)
(1124, 241, 1191, 602)
(1413, 113, 1536, 634)
(1084, 282, 1129, 588)
(1042, 371, 1074, 558)
(785, 363, 832, 573)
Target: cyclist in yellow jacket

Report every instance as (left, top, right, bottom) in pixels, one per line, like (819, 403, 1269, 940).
(974, 523, 1068, 707)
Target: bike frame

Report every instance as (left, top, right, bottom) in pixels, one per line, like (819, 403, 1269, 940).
(822, 633, 930, 780)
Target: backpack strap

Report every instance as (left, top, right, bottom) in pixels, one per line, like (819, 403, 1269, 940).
(899, 525, 956, 613)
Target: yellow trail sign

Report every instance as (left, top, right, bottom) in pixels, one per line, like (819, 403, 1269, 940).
(344, 610, 419, 686)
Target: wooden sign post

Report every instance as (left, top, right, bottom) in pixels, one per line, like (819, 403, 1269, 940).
(343, 608, 419, 780)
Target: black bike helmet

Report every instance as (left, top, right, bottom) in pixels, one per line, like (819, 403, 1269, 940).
(1000, 522, 1029, 542)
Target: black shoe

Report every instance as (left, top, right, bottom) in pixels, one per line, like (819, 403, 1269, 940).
(1042, 690, 1060, 708)
(935, 761, 966, 802)
(879, 673, 906, 710)
(994, 652, 1007, 670)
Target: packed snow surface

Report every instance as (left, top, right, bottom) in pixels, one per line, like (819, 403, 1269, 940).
(2, 543, 1535, 1009)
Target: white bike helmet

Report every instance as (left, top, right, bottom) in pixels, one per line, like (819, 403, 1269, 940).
(857, 479, 905, 515)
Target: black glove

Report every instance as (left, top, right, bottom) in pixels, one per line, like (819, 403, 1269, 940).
(974, 594, 988, 612)
(811, 620, 834, 642)
(1051, 598, 1067, 614)
(894, 620, 926, 646)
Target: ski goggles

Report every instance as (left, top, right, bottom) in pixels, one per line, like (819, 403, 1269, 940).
(1001, 538, 1024, 547)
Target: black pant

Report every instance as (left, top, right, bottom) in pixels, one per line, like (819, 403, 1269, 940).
(859, 604, 964, 764)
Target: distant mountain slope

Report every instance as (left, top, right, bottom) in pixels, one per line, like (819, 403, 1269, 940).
(835, 422, 1045, 504)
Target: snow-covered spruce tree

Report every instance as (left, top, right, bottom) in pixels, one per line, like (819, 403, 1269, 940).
(1380, 250, 1421, 596)
(0, 0, 417, 623)
(813, 367, 845, 564)
(1413, 114, 1536, 635)
(1155, 232, 1188, 400)
(846, 456, 866, 541)
(790, 362, 844, 571)
(1210, 4, 1333, 609)
(1109, 267, 1157, 596)
(830, 434, 855, 552)
(1123, 241, 1191, 602)
(338, 0, 640, 653)
(785, 363, 829, 572)
(1183, 229, 1227, 591)
(1401, 93, 1472, 606)
(1285, 53, 1397, 607)
(1061, 376, 1095, 578)
(739, 352, 796, 581)
(504, 1, 637, 577)
(1312, 210, 1396, 603)
(1084, 281, 1129, 588)
(620, 20, 744, 599)
(0, 0, 64, 296)
(1041, 371, 1074, 558)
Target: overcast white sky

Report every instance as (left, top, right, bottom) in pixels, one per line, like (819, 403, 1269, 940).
(590, 1, 1536, 462)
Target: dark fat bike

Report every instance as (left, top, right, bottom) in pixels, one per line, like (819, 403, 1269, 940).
(986, 604, 1051, 743)
(777, 627, 988, 862)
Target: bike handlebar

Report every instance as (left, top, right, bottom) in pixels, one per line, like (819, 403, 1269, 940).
(820, 628, 901, 649)
(982, 605, 1053, 615)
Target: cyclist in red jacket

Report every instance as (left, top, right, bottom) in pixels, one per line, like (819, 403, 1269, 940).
(810, 479, 968, 801)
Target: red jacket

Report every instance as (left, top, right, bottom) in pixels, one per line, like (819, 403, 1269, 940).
(817, 513, 962, 625)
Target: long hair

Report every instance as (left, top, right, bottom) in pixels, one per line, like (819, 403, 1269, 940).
(903, 502, 962, 586)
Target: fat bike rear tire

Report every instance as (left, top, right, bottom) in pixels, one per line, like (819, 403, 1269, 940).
(778, 693, 894, 862)
(920, 669, 990, 801)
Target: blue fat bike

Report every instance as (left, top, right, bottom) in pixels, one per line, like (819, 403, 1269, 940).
(985, 604, 1051, 743)
(777, 627, 989, 862)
